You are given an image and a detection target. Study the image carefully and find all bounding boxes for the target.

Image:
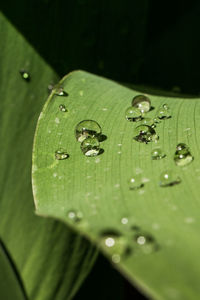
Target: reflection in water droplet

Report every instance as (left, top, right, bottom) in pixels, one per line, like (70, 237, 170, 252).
(160, 170, 181, 187)
(151, 148, 166, 160)
(81, 137, 100, 157)
(99, 230, 130, 263)
(75, 120, 102, 142)
(67, 210, 83, 223)
(125, 106, 142, 122)
(55, 148, 69, 160)
(157, 104, 171, 119)
(174, 143, 193, 166)
(128, 174, 144, 190)
(134, 232, 159, 254)
(132, 95, 151, 113)
(133, 125, 159, 143)
(59, 104, 67, 112)
(20, 69, 30, 81)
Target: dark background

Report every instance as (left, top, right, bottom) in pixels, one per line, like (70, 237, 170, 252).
(1, 0, 199, 298)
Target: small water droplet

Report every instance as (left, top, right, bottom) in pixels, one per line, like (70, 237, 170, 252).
(53, 84, 68, 96)
(125, 106, 142, 122)
(140, 117, 156, 128)
(59, 104, 67, 112)
(55, 148, 69, 160)
(151, 148, 166, 160)
(128, 174, 144, 190)
(157, 104, 171, 119)
(20, 69, 30, 81)
(121, 217, 128, 225)
(132, 95, 151, 113)
(135, 232, 159, 254)
(174, 143, 193, 166)
(160, 170, 181, 187)
(81, 137, 100, 157)
(75, 120, 102, 142)
(133, 125, 159, 143)
(67, 210, 83, 223)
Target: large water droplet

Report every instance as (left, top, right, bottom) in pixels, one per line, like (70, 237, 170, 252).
(132, 95, 151, 113)
(125, 106, 142, 122)
(67, 210, 83, 223)
(99, 230, 130, 263)
(59, 104, 67, 112)
(174, 143, 193, 166)
(55, 148, 69, 160)
(20, 69, 30, 81)
(128, 174, 144, 190)
(134, 232, 159, 254)
(160, 170, 181, 187)
(133, 125, 159, 143)
(157, 104, 171, 119)
(75, 120, 102, 142)
(151, 148, 166, 160)
(81, 137, 100, 157)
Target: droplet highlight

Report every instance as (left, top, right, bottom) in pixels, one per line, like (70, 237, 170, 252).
(134, 232, 159, 254)
(67, 210, 83, 223)
(160, 170, 181, 187)
(20, 69, 30, 81)
(132, 95, 151, 113)
(81, 137, 100, 157)
(59, 104, 67, 112)
(53, 84, 68, 96)
(75, 120, 102, 142)
(129, 174, 144, 190)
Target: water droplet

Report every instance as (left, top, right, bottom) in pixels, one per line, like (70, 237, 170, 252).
(67, 210, 83, 223)
(132, 95, 151, 113)
(157, 104, 171, 119)
(19, 69, 30, 81)
(99, 230, 130, 262)
(151, 148, 166, 160)
(125, 106, 142, 122)
(174, 143, 193, 166)
(160, 170, 181, 187)
(59, 104, 67, 112)
(134, 232, 159, 254)
(55, 148, 69, 160)
(121, 217, 128, 225)
(129, 174, 144, 190)
(53, 84, 68, 96)
(140, 117, 156, 128)
(81, 137, 100, 157)
(133, 125, 159, 143)
(75, 120, 102, 142)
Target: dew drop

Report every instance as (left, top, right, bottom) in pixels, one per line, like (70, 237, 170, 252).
(160, 170, 181, 187)
(59, 104, 67, 112)
(151, 148, 166, 160)
(132, 95, 151, 113)
(134, 232, 159, 254)
(81, 137, 100, 157)
(133, 125, 159, 143)
(75, 120, 102, 142)
(19, 69, 30, 81)
(157, 104, 171, 119)
(55, 148, 69, 160)
(128, 174, 144, 190)
(67, 210, 83, 223)
(125, 106, 142, 122)
(174, 143, 193, 166)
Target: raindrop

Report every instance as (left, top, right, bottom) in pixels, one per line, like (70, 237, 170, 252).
(160, 170, 181, 187)
(67, 210, 83, 223)
(125, 106, 142, 122)
(157, 104, 171, 119)
(19, 69, 30, 81)
(128, 174, 144, 190)
(174, 143, 193, 166)
(59, 104, 67, 112)
(75, 120, 102, 142)
(131, 95, 151, 113)
(81, 137, 100, 157)
(55, 148, 69, 160)
(133, 125, 159, 143)
(151, 148, 166, 160)
(134, 232, 159, 254)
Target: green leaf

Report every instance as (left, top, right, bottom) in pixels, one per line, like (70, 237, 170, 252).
(0, 12, 97, 300)
(33, 70, 200, 300)
(0, 240, 27, 300)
